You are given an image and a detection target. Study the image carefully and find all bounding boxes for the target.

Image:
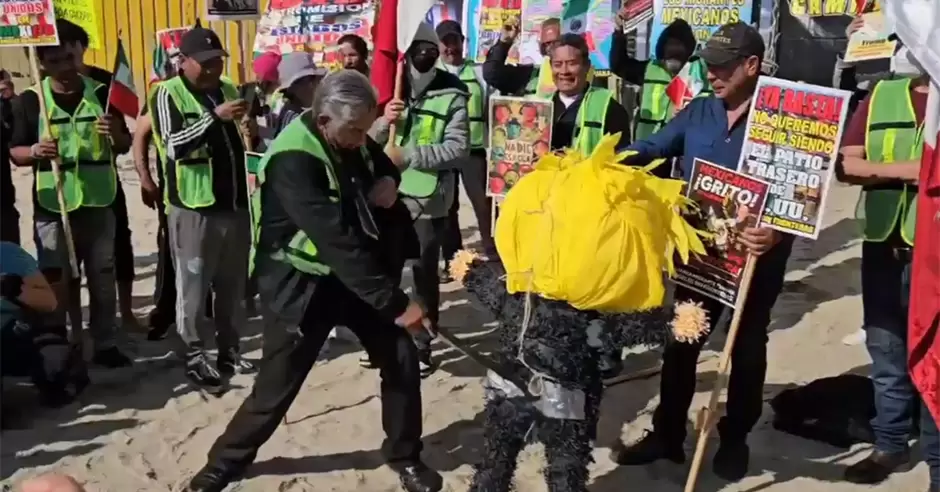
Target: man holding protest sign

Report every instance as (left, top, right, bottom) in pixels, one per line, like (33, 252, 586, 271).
(483, 17, 560, 98)
(613, 22, 793, 482)
(837, 45, 939, 487)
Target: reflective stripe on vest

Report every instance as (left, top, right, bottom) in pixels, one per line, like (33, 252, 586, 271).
(251, 117, 375, 276)
(29, 76, 115, 213)
(394, 91, 458, 198)
(858, 77, 923, 246)
(458, 64, 485, 149)
(147, 83, 168, 164)
(155, 76, 239, 209)
(635, 59, 711, 141)
(571, 87, 613, 156)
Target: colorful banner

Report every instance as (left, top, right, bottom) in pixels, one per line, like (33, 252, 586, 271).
(648, 0, 755, 58)
(426, 0, 463, 25)
(621, 0, 655, 33)
(466, 0, 521, 64)
(206, 0, 261, 21)
(488, 96, 552, 196)
(788, 0, 880, 16)
(0, 1, 59, 47)
(252, 0, 375, 71)
(53, 0, 101, 49)
(152, 27, 191, 83)
(517, 0, 615, 70)
(737, 77, 851, 239)
(844, 11, 896, 63)
(674, 158, 770, 307)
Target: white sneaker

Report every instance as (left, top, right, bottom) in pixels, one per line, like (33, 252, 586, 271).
(842, 329, 866, 346)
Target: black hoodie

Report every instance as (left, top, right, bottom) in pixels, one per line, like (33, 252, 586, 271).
(609, 19, 698, 86)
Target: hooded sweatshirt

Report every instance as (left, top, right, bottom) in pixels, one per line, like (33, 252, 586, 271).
(609, 19, 698, 86)
(370, 23, 470, 219)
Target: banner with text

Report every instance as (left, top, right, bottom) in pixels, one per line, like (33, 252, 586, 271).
(252, 0, 374, 71)
(738, 76, 851, 239)
(674, 158, 770, 307)
(844, 11, 896, 63)
(648, 0, 754, 57)
(0, 1, 59, 47)
(788, 0, 881, 17)
(53, 0, 100, 49)
(466, 0, 521, 64)
(488, 96, 552, 196)
(516, 0, 615, 71)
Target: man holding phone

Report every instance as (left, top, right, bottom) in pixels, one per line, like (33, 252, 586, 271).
(150, 27, 255, 394)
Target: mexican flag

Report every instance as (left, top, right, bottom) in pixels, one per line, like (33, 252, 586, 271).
(370, 0, 437, 107)
(108, 39, 139, 117)
(562, 0, 589, 35)
(664, 61, 707, 112)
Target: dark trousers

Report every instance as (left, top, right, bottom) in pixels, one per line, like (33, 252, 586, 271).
(442, 174, 463, 268)
(1, 205, 19, 244)
(205, 280, 424, 469)
(112, 185, 135, 283)
(409, 216, 449, 352)
(653, 238, 793, 445)
(453, 151, 495, 255)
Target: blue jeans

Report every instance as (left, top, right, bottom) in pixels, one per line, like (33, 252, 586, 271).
(862, 241, 940, 485)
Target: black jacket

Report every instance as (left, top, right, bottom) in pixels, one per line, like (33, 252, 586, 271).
(483, 40, 538, 96)
(550, 88, 632, 150)
(609, 19, 698, 86)
(255, 112, 417, 328)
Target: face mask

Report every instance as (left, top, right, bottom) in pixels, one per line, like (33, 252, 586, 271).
(891, 46, 925, 77)
(410, 53, 437, 73)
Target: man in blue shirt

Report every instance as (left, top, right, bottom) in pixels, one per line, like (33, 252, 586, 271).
(612, 23, 794, 482)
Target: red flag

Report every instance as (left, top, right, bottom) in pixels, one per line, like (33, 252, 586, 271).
(371, 0, 399, 107)
(108, 39, 139, 117)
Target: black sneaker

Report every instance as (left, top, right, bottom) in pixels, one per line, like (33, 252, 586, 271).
(185, 464, 243, 492)
(713, 441, 749, 481)
(418, 349, 438, 379)
(217, 350, 258, 377)
(393, 461, 443, 492)
(185, 351, 224, 395)
(843, 449, 911, 484)
(92, 346, 133, 368)
(610, 431, 686, 466)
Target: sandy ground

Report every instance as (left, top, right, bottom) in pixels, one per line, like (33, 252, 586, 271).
(0, 156, 935, 492)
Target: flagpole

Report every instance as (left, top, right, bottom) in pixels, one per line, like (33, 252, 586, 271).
(104, 30, 122, 115)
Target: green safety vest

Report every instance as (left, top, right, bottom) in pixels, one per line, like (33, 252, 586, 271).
(28, 76, 116, 214)
(250, 117, 375, 276)
(150, 76, 239, 209)
(635, 59, 711, 141)
(522, 65, 555, 100)
(570, 87, 614, 156)
(857, 77, 922, 246)
(393, 91, 459, 198)
(457, 63, 485, 149)
(147, 83, 168, 165)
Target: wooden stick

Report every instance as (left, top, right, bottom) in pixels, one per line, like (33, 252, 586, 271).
(386, 61, 405, 143)
(28, 47, 79, 280)
(602, 353, 717, 388)
(682, 256, 759, 492)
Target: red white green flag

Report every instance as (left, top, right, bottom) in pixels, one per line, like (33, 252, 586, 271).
(108, 38, 139, 117)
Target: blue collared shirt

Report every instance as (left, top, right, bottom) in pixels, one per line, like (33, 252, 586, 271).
(626, 96, 749, 180)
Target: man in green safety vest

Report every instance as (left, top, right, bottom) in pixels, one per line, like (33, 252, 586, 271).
(149, 27, 257, 395)
(436, 19, 496, 268)
(8, 37, 134, 369)
(187, 69, 442, 492)
(610, 12, 709, 142)
(547, 33, 632, 153)
(837, 47, 939, 487)
(483, 17, 562, 98)
(370, 22, 470, 378)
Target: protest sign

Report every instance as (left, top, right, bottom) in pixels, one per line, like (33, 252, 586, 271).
(674, 159, 770, 307)
(206, 0, 260, 21)
(466, 0, 521, 64)
(488, 96, 552, 196)
(648, 0, 754, 56)
(844, 11, 896, 63)
(515, 0, 615, 71)
(252, 0, 374, 70)
(426, 0, 462, 25)
(152, 28, 190, 83)
(53, 0, 100, 49)
(0, 1, 59, 47)
(738, 77, 851, 239)
(788, 0, 880, 16)
(621, 0, 655, 33)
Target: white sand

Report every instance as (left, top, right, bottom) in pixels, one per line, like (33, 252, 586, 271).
(1, 158, 934, 492)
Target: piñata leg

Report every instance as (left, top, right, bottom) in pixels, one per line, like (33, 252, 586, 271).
(469, 396, 536, 492)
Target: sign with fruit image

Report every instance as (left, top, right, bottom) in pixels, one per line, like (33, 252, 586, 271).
(487, 96, 553, 196)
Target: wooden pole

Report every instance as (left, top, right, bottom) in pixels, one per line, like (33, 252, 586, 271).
(682, 256, 759, 492)
(386, 60, 405, 143)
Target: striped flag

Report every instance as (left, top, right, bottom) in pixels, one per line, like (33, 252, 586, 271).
(562, 0, 590, 35)
(108, 39, 139, 117)
(664, 61, 707, 112)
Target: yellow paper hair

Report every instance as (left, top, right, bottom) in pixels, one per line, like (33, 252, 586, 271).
(495, 133, 707, 313)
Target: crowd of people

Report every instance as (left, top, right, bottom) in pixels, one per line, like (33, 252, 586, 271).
(0, 5, 937, 492)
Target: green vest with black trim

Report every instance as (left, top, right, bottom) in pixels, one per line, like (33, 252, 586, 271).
(393, 88, 460, 198)
(150, 76, 239, 209)
(250, 117, 374, 276)
(635, 59, 711, 141)
(457, 63, 485, 149)
(28, 76, 116, 214)
(856, 77, 921, 246)
(147, 82, 168, 165)
(570, 87, 614, 156)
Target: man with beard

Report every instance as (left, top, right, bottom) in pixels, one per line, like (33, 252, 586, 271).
(186, 69, 441, 492)
(370, 23, 469, 378)
(609, 10, 708, 142)
(483, 17, 561, 97)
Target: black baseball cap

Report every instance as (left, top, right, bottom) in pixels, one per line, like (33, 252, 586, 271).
(436, 20, 463, 41)
(179, 27, 228, 63)
(699, 22, 765, 67)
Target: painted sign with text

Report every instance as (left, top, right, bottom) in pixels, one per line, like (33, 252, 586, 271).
(648, 0, 754, 56)
(487, 96, 553, 196)
(0, 1, 59, 46)
(737, 77, 851, 239)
